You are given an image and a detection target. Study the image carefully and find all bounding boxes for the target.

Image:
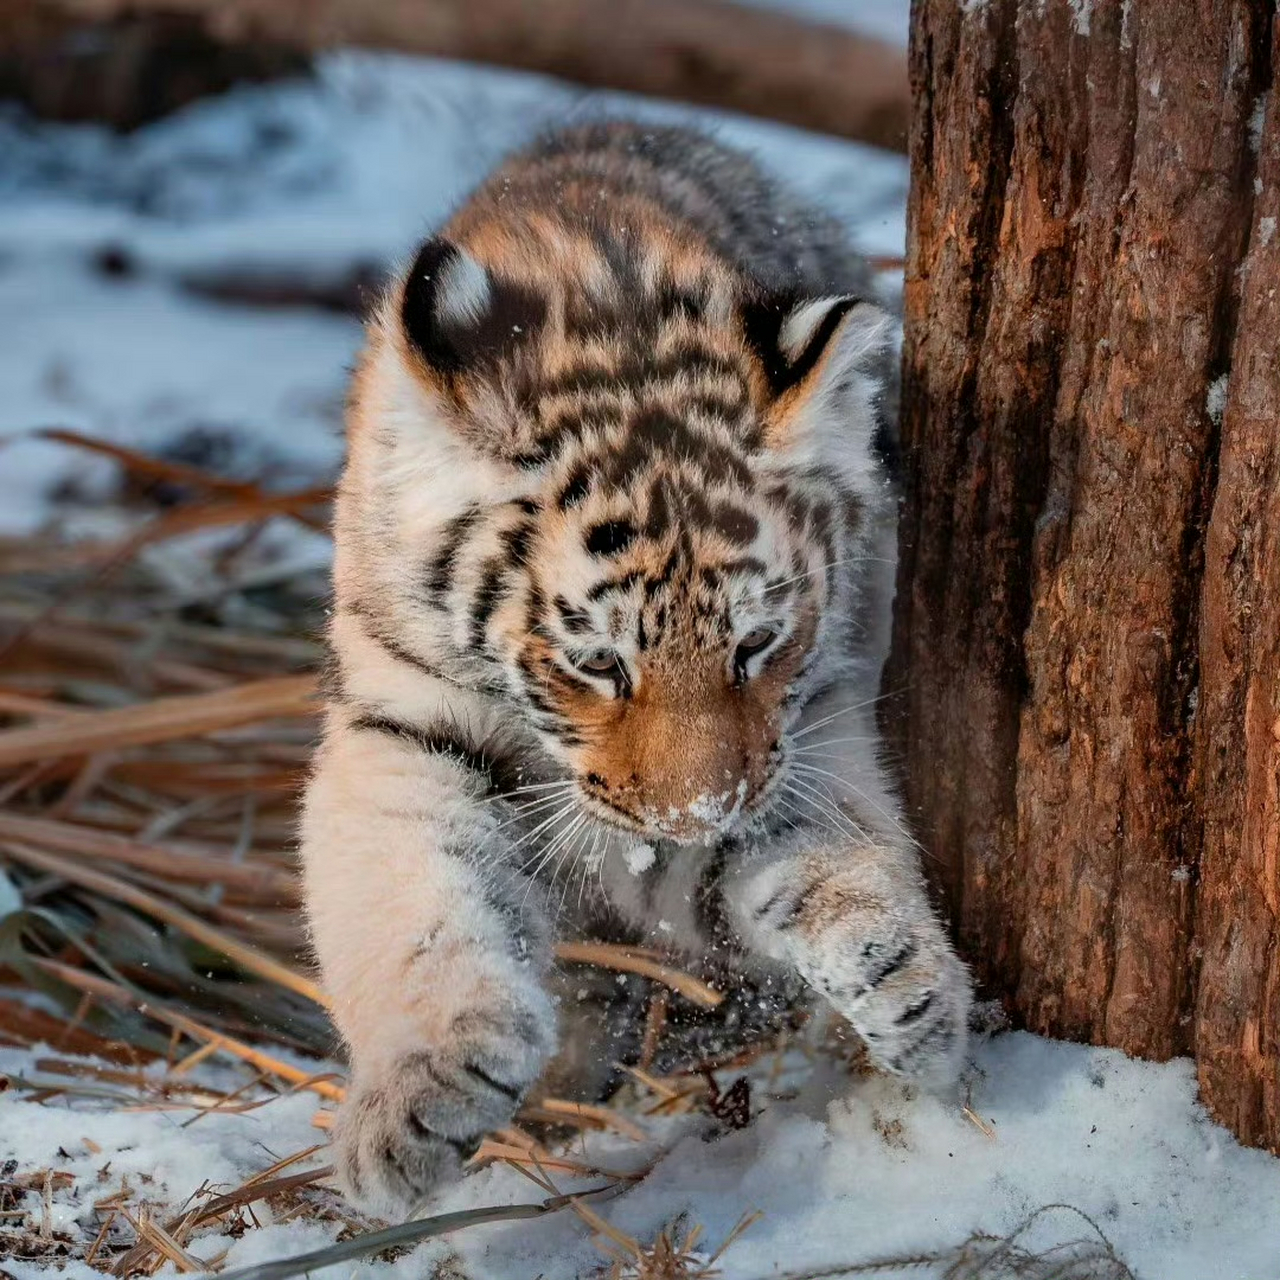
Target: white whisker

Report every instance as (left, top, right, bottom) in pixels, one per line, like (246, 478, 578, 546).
(578, 825, 604, 912)
(495, 801, 577, 866)
(792, 691, 894, 739)
(555, 821, 592, 916)
(781, 784, 846, 842)
(525, 813, 584, 884)
(487, 778, 575, 803)
(518, 816, 583, 911)
(789, 767, 875, 838)
(792, 762, 927, 854)
(785, 775, 871, 845)
(793, 735, 876, 753)
(764, 554, 880, 596)
(492, 788, 576, 832)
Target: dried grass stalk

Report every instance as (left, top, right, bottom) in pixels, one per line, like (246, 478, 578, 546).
(29, 958, 345, 1101)
(0, 676, 318, 768)
(0, 812, 299, 900)
(2, 842, 324, 1005)
(554, 942, 722, 1008)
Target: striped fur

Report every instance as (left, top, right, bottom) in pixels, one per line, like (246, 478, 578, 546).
(302, 122, 971, 1218)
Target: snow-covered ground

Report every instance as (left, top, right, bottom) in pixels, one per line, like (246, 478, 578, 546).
(2, 4, 1279, 1277)
(4, 1033, 1280, 1279)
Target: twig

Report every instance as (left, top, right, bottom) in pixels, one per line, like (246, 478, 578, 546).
(553, 941, 722, 1008)
(212, 1195, 591, 1280)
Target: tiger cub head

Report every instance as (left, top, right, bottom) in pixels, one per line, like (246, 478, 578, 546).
(344, 229, 890, 844)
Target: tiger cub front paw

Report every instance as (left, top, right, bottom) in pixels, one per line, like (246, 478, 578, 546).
(334, 986, 556, 1219)
(828, 920, 972, 1085)
(751, 867, 972, 1086)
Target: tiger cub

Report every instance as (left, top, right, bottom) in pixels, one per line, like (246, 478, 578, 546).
(302, 121, 972, 1218)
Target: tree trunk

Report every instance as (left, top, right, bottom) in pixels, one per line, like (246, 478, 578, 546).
(888, 0, 1279, 1151)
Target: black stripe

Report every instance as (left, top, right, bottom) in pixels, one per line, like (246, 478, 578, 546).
(513, 659, 584, 747)
(532, 404, 754, 482)
(655, 278, 707, 322)
(645, 475, 671, 537)
(511, 446, 552, 470)
(634, 409, 754, 487)
(695, 841, 734, 946)
(711, 503, 759, 546)
(555, 595, 594, 634)
(587, 569, 643, 602)
(681, 485, 714, 530)
(585, 518, 638, 557)
(557, 460, 594, 509)
(714, 556, 768, 578)
(864, 939, 918, 990)
(895, 992, 935, 1026)
(892, 1020, 956, 1074)
(743, 294, 861, 399)
(501, 520, 536, 564)
(426, 506, 484, 604)
(360, 618, 444, 680)
(685, 389, 749, 421)
(643, 550, 681, 600)
(787, 297, 860, 389)
(536, 347, 743, 403)
(348, 714, 525, 796)
(469, 559, 508, 650)
(464, 1064, 521, 1103)
(525, 581, 547, 636)
(515, 656, 564, 719)
(753, 884, 794, 924)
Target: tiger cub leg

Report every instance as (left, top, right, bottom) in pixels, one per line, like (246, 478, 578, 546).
(725, 836, 972, 1084)
(302, 720, 557, 1217)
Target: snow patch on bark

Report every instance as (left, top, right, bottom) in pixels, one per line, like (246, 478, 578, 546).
(1250, 92, 1269, 153)
(1205, 374, 1231, 425)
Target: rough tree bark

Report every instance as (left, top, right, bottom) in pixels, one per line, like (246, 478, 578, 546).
(888, 0, 1279, 1151)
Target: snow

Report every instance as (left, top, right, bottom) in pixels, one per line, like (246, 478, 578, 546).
(1249, 93, 1269, 154)
(1206, 373, 1231, 424)
(0, 49, 907, 537)
(624, 843, 657, 876)
(4, 1034, 1280, 1278)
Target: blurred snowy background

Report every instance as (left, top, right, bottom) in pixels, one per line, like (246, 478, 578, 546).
(0, 3, 907, 538)
(3, 3, 1280, 1278)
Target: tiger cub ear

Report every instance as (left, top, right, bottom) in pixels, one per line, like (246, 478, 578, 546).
(742, 292, 890, 460)
(400, 237, 547, 377)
